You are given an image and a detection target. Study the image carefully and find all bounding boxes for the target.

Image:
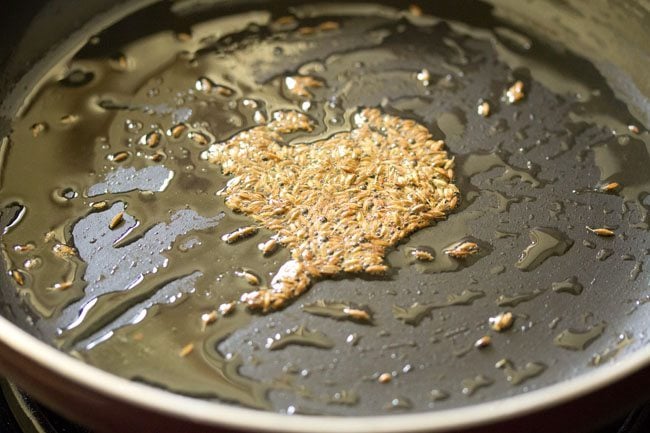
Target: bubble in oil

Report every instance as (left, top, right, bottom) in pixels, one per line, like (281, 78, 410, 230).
(59, 69, 95, 88)
(124, 119, 143, 134)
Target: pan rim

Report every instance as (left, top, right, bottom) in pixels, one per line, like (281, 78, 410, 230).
(1, 0, 649, 430)
(0, 314, 648, 432)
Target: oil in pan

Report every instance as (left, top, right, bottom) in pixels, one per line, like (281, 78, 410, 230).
(0, 0, 648, 416)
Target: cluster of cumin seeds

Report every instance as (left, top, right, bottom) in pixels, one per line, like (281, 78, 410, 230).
(206, 107, 459, 311)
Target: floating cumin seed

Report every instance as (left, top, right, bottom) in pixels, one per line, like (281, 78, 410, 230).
(188, 131, 210, 145)
(201, 310, 218, 330)
(477, 101, 490, 117)
(194, 78, 234, 96)
(218, 302, 236, 316)
(169, 124, 188, 139)
(598, 182, 620, 193)
(91, 201, 108, 211)
(235, 269, 260, 286)
(343, 307, 371, 322)
(109, 53, 129, 71)
(378, 373, 393, 384)
(150, 150, 165, 162)
(318, 21, 340, 31)
(49, 281, 73, 291)
(60, 114, 80, 125)
(408, 4, 423, 16)
(110, 151, 129, 163)
(52, 243, 76, 258)
(365, 264, 388, 274)
(258, 238, 279, 256)
(195, 76, 216, 93)
(24, 258, 42, 270)
(284, 75, 324, 98)
(444, 241, 479, 258)
(489, 312, 514, 332)
(475, 335, 491, 348)
(176, 32, 192, 42)
(221, 226, 258, 244)
(13, 243, 35, 253)
(109, 211, 124, 230)
(506, 80, 525, 104)
(179, 343, 194, 357)
(10, 270, 24, 286)
(410, 248, 434, 261)
(140, 131, 162, 148)
(586, 226, 615, 237)
(416, 69, 430, 85)
(216, 86, 234, 97)
(31, 122, 47, 137)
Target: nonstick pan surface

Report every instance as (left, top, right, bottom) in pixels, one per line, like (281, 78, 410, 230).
(0, 0, 648, 432)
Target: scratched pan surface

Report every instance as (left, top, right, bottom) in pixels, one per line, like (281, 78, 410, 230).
(0, 0, 649, 432)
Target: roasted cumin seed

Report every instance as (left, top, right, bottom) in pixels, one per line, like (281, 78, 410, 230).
(477, 101, 490, 117)
(50, 281, 73, 291)
(236, 269, 260, 286)
(31, 122, 48, 137)
(475, 335, 491, 348)
(378, 373, 393, 384)
(109, 54, 129, 71)
(179, 343, 194, 357)
(258, 238, 279, 256)
(506, 80, 525, 104)
(416, 69, 430, 85)
(195, 76, 215, 93)
(109, 211, 125, 230)
(91, 201, 109, 210)
(284, 75, 324, 98)
(10, 270, 24, 286)
(201, 310, 218, 330)
(444, 241, 479, 258)
(169, 124, 188, 139)
(489, 312, 514, 332)
(143, 131, 162, 148)
(13, 243, 35, 253)
(207, 108, 458, 310)
(365, 264, 388, 274)
(110, 151, 129, 163)
(221, 226, 258, 244)
(411, 248, 434, 261)
(318, 21, 340, 31)
(343, 307, 372, 322)
(188, 131, 210, 145)
(60, 114, 80, 125)
(586, 226, 615, 237)
(408, 4, 423, 16)
(598, 182, 620, 193)
(150, 150, 165, 162)
(218, 302, 236, 316)
(52, 243, 77, 258)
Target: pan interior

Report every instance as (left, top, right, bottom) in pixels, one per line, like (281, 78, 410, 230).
(0, 0, 649, 416)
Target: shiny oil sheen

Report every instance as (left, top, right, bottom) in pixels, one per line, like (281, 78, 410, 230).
(0, 0, 648, 416)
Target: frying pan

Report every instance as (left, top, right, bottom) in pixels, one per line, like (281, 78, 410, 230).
(0, 0, 649, 432)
